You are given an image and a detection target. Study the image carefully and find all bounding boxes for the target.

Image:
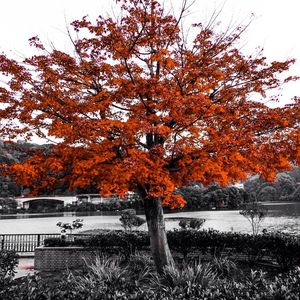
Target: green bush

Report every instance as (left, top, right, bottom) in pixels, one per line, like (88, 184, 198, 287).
(85, 231, 149, 255)
(0, 249, 19, 283)
(239, 200, 268, 235)
(210, 256, 239, 279)
(44, 237, 75, 247)
(156, 261, 217, 292)
(44, 230, 300, 271)
(126, 252, 155, 285)
(264, 232, 300, 271)
(56, 219, 83, 234)
(0, 249, 19, 299)
(178, 218, 205, 230)
(119, 209, 146, 231)
(3, 263, 300, 299)
(199, 267, 300, 300)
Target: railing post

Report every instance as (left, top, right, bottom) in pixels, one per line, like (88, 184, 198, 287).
(0, 233, 64, 253)
(37, 234, 41, 247)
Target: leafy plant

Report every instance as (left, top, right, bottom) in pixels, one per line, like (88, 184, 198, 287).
(0, 249, 19, 284)
(44, 237, 73, 247)
(178, 218, 205, 230)
(2, 253, 300, 300)
(210, 256, 238, 279)
(126, 253, 155, 286)
(119, 209, 146, 231)
(84, 255, 127, 285)
(43, 229, 300, 272)
(156, 260, 217, 293)
(239, 199, 268, 235)
(69, 254, 154, 298)
(56, 219, 84, 235)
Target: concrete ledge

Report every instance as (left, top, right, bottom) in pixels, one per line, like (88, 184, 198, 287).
(34, 246, 101, 271)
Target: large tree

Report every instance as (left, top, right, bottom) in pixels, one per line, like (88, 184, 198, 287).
(0, 0, 299, 272)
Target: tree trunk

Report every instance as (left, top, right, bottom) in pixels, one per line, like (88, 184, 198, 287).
(143, 196, 174, 273)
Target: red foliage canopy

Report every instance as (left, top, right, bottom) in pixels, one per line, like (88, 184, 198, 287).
(0, 0, 299, 208)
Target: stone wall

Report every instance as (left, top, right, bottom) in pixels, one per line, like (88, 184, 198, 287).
(34, 247, 101, 271)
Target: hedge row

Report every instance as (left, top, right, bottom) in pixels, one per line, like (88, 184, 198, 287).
(44, 230, 300, 271)
(167, 230, 300, 270)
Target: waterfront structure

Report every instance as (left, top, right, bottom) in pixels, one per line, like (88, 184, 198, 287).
(15, 192, 139, 210)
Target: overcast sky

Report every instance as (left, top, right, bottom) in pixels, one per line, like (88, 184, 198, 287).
(0, 0, 299, 106)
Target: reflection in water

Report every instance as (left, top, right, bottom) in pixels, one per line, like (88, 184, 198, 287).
(0, 202, 299, 235)
(263, 202, 300, 218)
(0, 213, 65, 220)
(0, 210, 120, 220)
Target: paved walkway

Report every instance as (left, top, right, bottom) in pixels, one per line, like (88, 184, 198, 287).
(15, 255, 35, 278)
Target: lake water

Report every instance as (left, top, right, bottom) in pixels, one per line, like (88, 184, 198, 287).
(0, 202, 299, 236)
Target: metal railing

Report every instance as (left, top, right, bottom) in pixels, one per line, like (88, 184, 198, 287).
(0, 234, 61, 252)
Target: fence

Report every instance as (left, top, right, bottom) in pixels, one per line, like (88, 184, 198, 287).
(0, 234, 61, 252)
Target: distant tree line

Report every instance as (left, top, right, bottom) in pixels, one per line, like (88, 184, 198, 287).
(178, 183, 249, 210)
(179, 167, 300, 209)
(244, 168, 300, 202)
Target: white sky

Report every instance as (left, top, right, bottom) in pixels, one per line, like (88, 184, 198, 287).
(0, 0, 299, 105)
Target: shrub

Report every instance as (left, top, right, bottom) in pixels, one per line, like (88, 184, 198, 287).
(43, 229, 300, 271)
(44, 237, 74, 247)
(85, 231, 150, 256)
(210, 256, 239, 279)
(119, 209, 146, 231)
(178, 218, 205, 230)
(199, 267, 300, 300)
(239, 200, 268, 235)
(56, 219, 84, 235)
(126, 253, 155, 287)
(158, 261, 217, 291)
(81, 255, 127, 285)
(265, 232, 300, 271)
(2, 260, 300, 299)
(0, 249, 19, 284)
